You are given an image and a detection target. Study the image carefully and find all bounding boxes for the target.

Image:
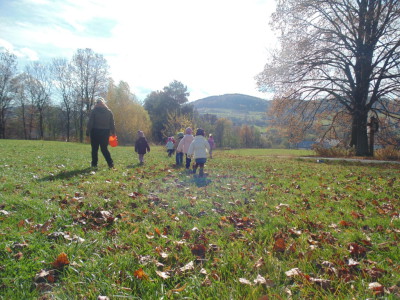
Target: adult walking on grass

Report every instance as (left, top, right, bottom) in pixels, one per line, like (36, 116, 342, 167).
(86, 97, 116, 168)
(188, 128, 210, 177)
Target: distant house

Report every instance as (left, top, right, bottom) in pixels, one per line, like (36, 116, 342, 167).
(297, 141, 316, 150)
(316, 139, 341, 148)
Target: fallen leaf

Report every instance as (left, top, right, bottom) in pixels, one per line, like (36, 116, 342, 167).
(180, 261, 194, 272)
(155, 271, 170, 279)
(239, 278, 253, 285)
(133, 268, 149, 280)
(52, 252, 69, 269)
(254, 257, 264, 268)
(368, 282, 384, 295)
(14, 251, 23, 260)
(273, 238, 286, 253)
(191, 244, 206, 258)
(285, 268, 302, 277)
(169, 283, 187, 293)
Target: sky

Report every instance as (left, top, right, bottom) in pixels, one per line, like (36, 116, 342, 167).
(0, 0, 277, 102)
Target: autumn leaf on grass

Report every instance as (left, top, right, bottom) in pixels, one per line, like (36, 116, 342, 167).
(191, 244, 206, 258)
(167, 283, 187, 296)
(350, 211, 365, 220)
(285, 268, 303, 277)
(34, 269, 56, 283)
(253, 274, 275, 287)
(239, 278, 253, 285)
(339, 220, 353, 227)
(368, 282, 385, 296)
(154, 227, 161, 236)
(253, 257, 265, 268)
(133, 268, 149, 280)
(14, 252, 23, 260)
(180, 261, 194, 272)
(156, 271, 171, 279)
(363, 267, 387, 280)
(348, 242, 367, 258)
(273, 238, 286, 253)
(52, 252, 69, 269)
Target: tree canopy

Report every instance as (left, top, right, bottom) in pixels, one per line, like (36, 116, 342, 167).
(257, 0, 400, 155)
(144, 80, 192, 142)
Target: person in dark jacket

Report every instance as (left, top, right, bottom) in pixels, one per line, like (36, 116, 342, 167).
(86, 97, 116, 168)
(135, 130, 150, 164)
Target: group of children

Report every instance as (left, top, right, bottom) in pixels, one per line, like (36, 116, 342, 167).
(133, 127, 215, 177)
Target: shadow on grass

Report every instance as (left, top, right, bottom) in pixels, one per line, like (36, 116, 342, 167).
(193, 176, 212, 187)
(126, 164, 143, 169)
(39, 167, 93, 181)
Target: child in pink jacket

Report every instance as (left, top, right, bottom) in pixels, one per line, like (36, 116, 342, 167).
(176, 127, 194, 171)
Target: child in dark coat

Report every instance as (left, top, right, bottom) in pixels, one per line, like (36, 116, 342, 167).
(135, 131, 150, 164)
(174, 132, 184, 166)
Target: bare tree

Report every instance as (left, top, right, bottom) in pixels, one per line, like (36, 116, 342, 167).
(257, 0, 400, 156)
(71, 48, 109, 142)
(51, 58, 76, 141)
(25, 62, 52, 139)
(10, 73, 30, 139)
(0, 50, 17, 138)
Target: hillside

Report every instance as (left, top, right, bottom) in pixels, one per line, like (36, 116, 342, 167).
(191, 93, 271, 127)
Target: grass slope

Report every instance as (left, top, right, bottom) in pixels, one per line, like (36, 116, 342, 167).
(0, 140, 399, 299)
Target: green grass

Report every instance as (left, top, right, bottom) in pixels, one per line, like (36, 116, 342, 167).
(0, 140, 399, 299)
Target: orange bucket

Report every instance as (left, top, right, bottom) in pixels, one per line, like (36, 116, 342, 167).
(109, 135, 118, 147)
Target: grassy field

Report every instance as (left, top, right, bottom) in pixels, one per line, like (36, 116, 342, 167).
(0, 140, 399, 299)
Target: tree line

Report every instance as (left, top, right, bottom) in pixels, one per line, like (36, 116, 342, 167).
(0, 48, 271, 148)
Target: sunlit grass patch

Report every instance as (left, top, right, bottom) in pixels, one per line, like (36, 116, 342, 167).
(0, 140, 399, 299)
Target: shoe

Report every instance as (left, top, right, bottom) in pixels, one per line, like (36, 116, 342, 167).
(108, 163, 114, 169)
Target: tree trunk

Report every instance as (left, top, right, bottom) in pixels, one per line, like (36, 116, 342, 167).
(351, 110, 369, 156)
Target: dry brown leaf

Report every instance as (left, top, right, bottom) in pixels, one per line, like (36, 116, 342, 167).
(180, 261, 194, 272)
(273, 238, 286, 253)
(191, 244, 206, 258)
(253, 274, 274, 286)
(285, 268, 302, 277)
(133, 268, 149, 280)
(254, 257, 264, 268)
(170, 283, 187, 293)
(239, 278, 253, 285)
(52, 252, 69, 269)
(155, 271, 170, 279)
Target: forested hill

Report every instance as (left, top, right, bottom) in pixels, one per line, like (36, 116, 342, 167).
(191, 94, 270, 127)
(192, 93, 270, 112)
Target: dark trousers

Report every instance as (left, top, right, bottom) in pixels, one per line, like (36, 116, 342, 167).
(90, 129, 113, 167)
(176, 152, 183, 165)
(185, 154, 192, 169)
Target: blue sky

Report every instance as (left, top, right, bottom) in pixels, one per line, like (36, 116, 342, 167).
(0, 0, 276, 101)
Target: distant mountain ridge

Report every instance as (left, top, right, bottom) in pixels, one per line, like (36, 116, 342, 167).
(192, 93, 270, 112)
(191, 93, 270, 127)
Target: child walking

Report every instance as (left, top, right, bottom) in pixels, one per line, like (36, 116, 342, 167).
(135, 131, 150, 164)
(166, 137, 174, 157)
(188, 128, 210, 177)
(208, 134, 215, 158)
(175, 132, 184, 166)
(177, 127, 194, 172)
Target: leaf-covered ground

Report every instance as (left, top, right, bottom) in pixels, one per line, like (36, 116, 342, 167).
(0, 140, 399, 299)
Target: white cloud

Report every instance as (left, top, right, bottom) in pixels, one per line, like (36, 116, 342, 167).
(0, 39, 14, 51)
(1, 0, 277, 101)
(17, 48, 39, 61)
